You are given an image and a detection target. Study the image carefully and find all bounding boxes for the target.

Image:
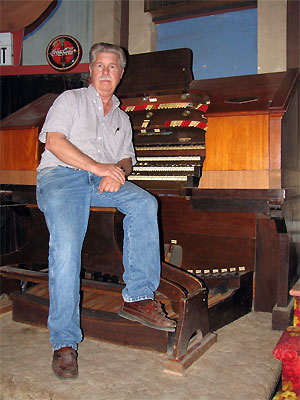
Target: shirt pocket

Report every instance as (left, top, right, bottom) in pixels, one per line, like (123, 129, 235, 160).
(72, 113, 97, 141)
(110, 123, 121, 136)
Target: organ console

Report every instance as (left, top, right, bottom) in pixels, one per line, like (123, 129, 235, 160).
(0, 48, 299, 373)
(124, 96, 208, 189)
(119, 63, 209, 190)
(116, 50, 299, 330)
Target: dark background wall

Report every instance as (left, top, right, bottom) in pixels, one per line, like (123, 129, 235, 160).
(0, 73, 89, 120)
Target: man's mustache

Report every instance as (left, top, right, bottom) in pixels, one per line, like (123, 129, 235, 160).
(99, 76, 112, 81)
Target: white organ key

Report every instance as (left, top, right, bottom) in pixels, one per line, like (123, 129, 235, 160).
(128, 175, 187, 181)
(133, 166, 195, 172)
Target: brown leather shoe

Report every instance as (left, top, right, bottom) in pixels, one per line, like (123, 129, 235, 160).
(118, 299, 176, 332)
(52, 347, 78, 379)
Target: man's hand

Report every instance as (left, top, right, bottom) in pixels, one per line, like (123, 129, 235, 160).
(98, 176, 123, 194)
(46, 133, 126, 185)
(93, 163, 125, 185)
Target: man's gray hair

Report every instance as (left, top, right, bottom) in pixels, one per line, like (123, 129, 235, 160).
(89, 43, 127, 69)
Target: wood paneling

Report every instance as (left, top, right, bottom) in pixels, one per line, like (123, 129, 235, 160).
(145, 0, 257, 22)
(160, 196, 256, 268)
(117, 48, 193, 98)
(269, 113, 283, 171)
(0, 127, 39, 171)
(203, 114, 269, 171)
(0, 93, 56, 185)
(254, 216, 280, 312)
(160, 196, 256, 237)
(189, 70, 299, 189)
(199, 170, 270, 189)
(0, 170, 37, 185)
(287, 0, 300, 69)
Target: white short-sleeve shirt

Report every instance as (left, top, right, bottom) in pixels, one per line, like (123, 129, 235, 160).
(38, 85, 136, 170)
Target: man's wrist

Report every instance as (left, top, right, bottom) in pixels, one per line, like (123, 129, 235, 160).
(118, 165, 126, 176)
(89, 160, 101, 175)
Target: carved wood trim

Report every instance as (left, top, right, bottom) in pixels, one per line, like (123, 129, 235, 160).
(144, 0, 257, 23)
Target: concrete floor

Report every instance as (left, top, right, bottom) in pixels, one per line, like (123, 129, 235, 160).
(0, 310, 282, 400)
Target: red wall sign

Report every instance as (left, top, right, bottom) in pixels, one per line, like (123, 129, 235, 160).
(46, 35, 82, 72)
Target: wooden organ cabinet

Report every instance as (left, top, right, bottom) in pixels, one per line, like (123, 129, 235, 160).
(115, 49, 299, 329)
(0, 49, 299, 373)
(187, 68, 300, 328)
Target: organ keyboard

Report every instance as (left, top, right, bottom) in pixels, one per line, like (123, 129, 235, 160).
(128, 140, 205, 188)
(121, 93, 209, 189)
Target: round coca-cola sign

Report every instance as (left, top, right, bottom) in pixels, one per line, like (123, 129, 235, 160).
(46, 35, 82, 71)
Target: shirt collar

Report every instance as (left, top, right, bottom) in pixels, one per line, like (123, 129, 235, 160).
(88, 84, 120, 110)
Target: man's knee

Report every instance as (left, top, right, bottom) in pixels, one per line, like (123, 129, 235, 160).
(136, 191, 158, 215)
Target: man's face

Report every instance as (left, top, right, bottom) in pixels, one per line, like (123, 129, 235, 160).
(89, 52, 124, 98)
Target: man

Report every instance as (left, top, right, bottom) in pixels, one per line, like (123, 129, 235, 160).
(36, 43, 176, 380)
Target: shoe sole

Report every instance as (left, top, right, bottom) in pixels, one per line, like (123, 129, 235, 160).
(118, 309, 176, 332)
(52, 370, 79, 380)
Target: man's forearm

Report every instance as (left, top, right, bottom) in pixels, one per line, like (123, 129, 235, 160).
(116, 158, 133, 178)
(45, 131, 125, 184)
(46, 131, 98, 173)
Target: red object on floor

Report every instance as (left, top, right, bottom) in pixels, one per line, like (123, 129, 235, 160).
(273, 281, 300, 399)
(273, 325, 300, 395)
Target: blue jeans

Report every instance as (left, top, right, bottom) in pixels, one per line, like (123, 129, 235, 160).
(36, 166, 161, 350)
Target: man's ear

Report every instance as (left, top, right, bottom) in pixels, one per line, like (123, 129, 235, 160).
(120, 69, 124, 79)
